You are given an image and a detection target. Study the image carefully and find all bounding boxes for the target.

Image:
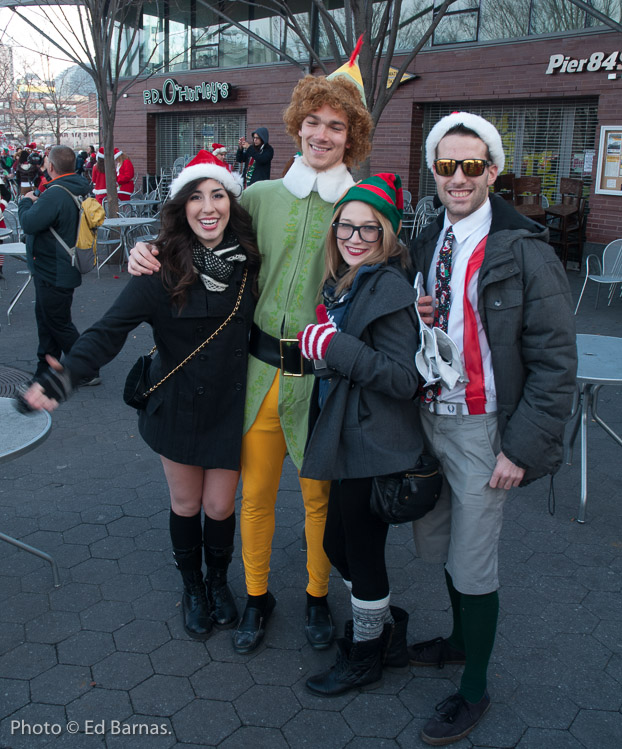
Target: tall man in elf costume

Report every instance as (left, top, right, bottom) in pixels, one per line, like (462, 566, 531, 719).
(128, 41, 373, 653)
(409, 112, 577, 745)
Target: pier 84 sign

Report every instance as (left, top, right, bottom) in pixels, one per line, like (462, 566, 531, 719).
(143, 79, 230, 106)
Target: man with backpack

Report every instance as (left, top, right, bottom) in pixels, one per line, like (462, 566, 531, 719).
(18, 145, 101, 385)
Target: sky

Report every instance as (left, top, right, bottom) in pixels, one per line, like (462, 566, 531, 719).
(0, 5, 81, 77)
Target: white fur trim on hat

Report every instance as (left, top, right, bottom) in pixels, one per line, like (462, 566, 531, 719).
(169, 163, 243, 198)
(426, 112, 505, 173)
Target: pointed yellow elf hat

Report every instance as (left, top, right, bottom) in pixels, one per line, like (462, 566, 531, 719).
(327, 34, 366, 105)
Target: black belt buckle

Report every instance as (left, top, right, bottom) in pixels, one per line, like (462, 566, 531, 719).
(279, 338, 304, 377)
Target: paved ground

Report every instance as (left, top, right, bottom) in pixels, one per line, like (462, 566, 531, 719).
(0, 247, 621, 749)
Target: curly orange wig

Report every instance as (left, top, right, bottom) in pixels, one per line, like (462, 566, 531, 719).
(283, 75, 373, 168)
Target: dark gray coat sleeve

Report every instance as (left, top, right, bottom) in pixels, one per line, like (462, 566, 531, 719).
(323, 305, 420, 400)
(499, 245, 577, 472)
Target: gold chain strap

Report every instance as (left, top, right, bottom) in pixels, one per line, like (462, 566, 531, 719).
(142, 268, 248, 398)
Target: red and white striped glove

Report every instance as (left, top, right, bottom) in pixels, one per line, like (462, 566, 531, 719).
(297, 304, 337, 360)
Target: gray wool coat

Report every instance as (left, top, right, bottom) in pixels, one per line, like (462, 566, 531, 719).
(411, 195, 577, 484)
(300, 265, 425, 481)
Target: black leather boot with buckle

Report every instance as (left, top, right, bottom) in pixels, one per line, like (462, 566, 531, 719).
(204, 544, 238, 628)
(173, 545, 212, 640)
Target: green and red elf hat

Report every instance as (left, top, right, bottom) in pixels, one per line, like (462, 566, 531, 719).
(334, 173, 404, 234)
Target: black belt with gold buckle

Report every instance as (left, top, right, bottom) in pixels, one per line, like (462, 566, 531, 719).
(249, 323, 313, 377)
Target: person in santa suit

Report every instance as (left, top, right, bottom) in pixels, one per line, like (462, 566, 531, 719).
(92, 147, 106, 204)
(210, 143, 230, 171)
(115, 148, 135, 201)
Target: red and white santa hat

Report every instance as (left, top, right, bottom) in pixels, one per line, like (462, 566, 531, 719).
(425, 112, 505, 173)
(114, 147, 123, 159)
(97, 147, 105, 160)
(170, 150, 243, 198)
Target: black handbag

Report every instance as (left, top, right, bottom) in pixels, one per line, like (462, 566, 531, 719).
(123, 268, 248, 411)
(370, 454, 443, 524)
(123, 352, 154, 410)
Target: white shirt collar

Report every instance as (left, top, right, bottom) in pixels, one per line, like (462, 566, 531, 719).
(443, 198, 492, 245)
(282, 156, 355, 203)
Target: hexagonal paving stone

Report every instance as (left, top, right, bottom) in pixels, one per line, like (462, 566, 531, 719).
(80, 601, 134, 633)
(92, 652, 153, 690)
(282, 708, 354, 748)
(25, 610, 81, 645)
(219, 726, 289, 749)
(113, 620, 170, 653)
(246, 646, 305, 686)
(131, 590, 179, 621)
(509, 684, 579, 730)
(62, 523, 109, 546)
(191, 661, 252, 701)
(0, 642, 57, 680)
(0, 621, 25, 657)
(100, 573, 152, 603)
(150, 639, 210, 676)
(2, 592, 49, 624)
(57, 631, 116, 667)
(343, 693, 413, 739)
(0, 676, 30, 717)
(71, 558, 119, 585)
(172, 698, 241, 745)
(49, 582, 102, 613)
(130, 674, 194, 716)
(234, 684, 301, 728)
(66, 687, 133, 727)
(570, 708, 622, 749)
(30, 664, 92, 705)
(90, 536, 136, 560)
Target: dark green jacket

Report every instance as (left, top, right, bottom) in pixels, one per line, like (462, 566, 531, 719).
(18, 173, 92, 289)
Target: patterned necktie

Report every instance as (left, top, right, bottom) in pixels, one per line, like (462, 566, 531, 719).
(425, 226, 454, 403)
(434, 226, 454, 333)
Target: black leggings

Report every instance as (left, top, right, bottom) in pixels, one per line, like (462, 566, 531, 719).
(323, 477, 390, 601)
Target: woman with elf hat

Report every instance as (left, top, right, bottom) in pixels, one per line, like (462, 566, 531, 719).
(298, 174, 424, 695)
(20, 151, 261, 641)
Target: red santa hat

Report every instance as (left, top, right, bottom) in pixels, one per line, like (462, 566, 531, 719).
(114, 147, 123, 159)
(27, 142, 37, 150)
(169, 150, 243, 198)
(97, 147, 105, 160)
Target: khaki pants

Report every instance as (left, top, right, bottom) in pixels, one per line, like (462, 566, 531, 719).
(240, 372, 331, 597)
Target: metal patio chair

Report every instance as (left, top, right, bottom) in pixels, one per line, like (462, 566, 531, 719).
(574, 239, 622, 314)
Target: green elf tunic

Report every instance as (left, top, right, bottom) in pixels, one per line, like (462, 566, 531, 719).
(240, 157, 355, 468)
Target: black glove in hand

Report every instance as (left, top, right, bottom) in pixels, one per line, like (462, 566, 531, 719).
(36, 367, 73, 403)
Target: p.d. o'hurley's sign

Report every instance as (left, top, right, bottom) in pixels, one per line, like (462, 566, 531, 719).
(143, 79, 231, 105)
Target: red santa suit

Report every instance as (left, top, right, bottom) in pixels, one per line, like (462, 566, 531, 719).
(115, 149, 134, 201)
(92, 148, 106, 204)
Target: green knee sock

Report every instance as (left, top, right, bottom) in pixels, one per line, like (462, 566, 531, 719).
(445, 569, 464, 652)
(458, 589, 499, 703)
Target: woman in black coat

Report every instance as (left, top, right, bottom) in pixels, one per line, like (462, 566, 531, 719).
(22, 152, 260, 641)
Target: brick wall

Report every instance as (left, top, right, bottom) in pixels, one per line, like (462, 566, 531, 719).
(113, 30, 622, 243)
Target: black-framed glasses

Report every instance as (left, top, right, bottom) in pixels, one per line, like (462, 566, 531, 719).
(434, 158, 491, 177)
(332, 222, 383, 243)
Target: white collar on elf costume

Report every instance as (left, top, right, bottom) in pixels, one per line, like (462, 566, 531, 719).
(283, 156, 355, 203)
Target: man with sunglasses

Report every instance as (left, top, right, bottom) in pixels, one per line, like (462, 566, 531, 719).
(408, 112, 577, 745)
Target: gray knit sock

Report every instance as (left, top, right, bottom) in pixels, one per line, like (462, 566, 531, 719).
(351, 594, 390, 642)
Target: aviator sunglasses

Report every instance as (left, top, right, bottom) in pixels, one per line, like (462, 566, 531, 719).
(434, 158, 492, 177)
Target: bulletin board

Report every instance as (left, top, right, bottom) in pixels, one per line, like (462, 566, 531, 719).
(595, 125, 622, 195)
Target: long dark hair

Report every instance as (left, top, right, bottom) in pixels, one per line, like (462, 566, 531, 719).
(154, 178, 261, 307)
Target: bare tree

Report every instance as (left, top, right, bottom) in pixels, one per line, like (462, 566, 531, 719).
(9, 58, 40, 143)
(193, 0, 459, 172)
(0, 43, 14, 139)
(5, 0, 162, 215)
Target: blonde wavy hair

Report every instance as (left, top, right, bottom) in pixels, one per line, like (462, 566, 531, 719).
(322, 203, 410, 296)
(283, 75, 373, 168)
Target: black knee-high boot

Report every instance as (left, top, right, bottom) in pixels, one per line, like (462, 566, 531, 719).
(170, 510, 211, 640)
(203, 513, 238, 628)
